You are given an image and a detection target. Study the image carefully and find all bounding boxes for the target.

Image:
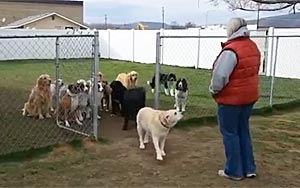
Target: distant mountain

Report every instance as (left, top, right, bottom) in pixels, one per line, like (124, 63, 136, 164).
(246, 12, 300, 28)
(87, 21, 185, 30)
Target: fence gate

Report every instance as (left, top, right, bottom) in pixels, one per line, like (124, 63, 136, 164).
(54, 32, 100, 139)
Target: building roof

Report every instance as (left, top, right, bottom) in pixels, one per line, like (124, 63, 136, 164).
(0, 12, 89, 29)
(0, 0, 83, 5)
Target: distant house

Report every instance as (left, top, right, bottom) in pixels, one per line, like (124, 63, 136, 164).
(0, 0, 84, 29)
(0, 12, 89, 30)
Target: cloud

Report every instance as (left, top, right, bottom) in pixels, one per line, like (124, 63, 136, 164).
(83, 0, 290, 25)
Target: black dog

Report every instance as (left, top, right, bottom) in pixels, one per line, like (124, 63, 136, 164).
(147, 73, 177, 96)
(121, 87, 146, 130)
(110, 80, 127, 115)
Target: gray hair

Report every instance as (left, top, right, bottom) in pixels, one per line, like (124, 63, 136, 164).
(226, 17, 247, 38)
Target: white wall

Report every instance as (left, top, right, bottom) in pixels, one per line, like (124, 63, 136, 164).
(0, 28, 300, 79)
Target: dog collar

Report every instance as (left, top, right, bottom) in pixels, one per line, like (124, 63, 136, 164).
(160, 120, 170, 129)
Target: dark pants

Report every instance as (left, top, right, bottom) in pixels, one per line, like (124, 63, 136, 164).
(217, 103, 256, 178)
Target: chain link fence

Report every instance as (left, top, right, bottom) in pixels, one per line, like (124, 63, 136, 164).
(0, 32, 100, 156)
(153, 32, 300, 119)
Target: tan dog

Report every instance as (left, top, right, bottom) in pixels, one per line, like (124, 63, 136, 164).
(136, 107, 183, 161)
(116, 70, 138, 89)
(22, 74, 52, 119)
(98, 71, 104, 82)
(100, 80, 112, 112)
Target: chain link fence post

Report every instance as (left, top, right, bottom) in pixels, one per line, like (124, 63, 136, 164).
(92, 30, 100, 140)
(55, 37, 60, 123)
(269, 36, 280, 107)
(154, 32, 161, 109)
(196, 28, 201, 69)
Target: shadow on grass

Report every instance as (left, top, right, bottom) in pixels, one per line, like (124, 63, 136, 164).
(0, 137, 109, 164)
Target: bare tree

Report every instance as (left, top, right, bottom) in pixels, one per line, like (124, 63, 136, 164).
(207, 0, 299, 11)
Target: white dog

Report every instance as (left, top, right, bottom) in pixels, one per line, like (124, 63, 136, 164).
(86, 79, 104, 120)
(136, 107, 183, 161)
(50, 78, 64, 112)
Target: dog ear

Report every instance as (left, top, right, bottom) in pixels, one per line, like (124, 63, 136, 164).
(159, 112, 169, 125)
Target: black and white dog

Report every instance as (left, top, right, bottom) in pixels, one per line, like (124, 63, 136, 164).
(174, 78, 188, 112)
(147, 73, 177, 96)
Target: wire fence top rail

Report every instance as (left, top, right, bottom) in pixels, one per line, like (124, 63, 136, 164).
(0, 34, 96, 39)
(159, 35, 300, 39)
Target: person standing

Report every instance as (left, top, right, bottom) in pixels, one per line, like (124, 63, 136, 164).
(209, 17, 261, 181)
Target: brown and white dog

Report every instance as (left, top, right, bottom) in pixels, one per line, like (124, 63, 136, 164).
(116, 71, 138, 89)
(136, 107, 183, 161)
(57, 83, 83, 127)
(22, 74, 52, 119)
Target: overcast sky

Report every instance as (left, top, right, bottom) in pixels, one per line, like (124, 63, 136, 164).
(83, 0, 290, 25)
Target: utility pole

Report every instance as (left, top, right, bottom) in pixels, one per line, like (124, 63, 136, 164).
(105, 14, 107, 29)
(256, 4, 260, 30)
(162, 6, 165, 29)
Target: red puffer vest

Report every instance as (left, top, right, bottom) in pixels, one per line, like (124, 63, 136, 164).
(212, 37, 261, 105)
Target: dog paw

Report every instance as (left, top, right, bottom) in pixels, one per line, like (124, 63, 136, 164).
(97, 115, 101, 119)
(156, 155, 163, 161)
(22, 111, 26, 116)
(105, 109, 109, 112)
(79, 116, 83, 121)
(151, 89, 154, 93)
(161, 151, 166, 156)
(143, 139, 149, 144)
(139, 144, 145, 149)
(39, 115, 44, 119)
(65, 121, 70, 127)
(50, 107, 55, 112)
(46, 113, 51, 118)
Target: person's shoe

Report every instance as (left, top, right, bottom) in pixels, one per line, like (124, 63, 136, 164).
(246, 173, 257, 178)
(218, 170, 243, 181)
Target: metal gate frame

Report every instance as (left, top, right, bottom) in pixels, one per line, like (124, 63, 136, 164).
(54, 31, 100, 140)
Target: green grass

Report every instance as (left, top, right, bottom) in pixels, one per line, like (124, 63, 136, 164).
(1, 58, 300, 156)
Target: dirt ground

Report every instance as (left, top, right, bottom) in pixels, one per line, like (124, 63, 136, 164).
(0, 110, 300, 187)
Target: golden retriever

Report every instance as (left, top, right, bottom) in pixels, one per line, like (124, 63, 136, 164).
(22, 74, 52, 119)
(116, 70, 138, 89)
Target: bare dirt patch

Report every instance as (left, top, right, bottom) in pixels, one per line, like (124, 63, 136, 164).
(0, 111, 299, 187)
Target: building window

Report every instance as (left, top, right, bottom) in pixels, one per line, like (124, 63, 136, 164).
(65, 26, 74, 30)
(51, 15, 55, 20)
